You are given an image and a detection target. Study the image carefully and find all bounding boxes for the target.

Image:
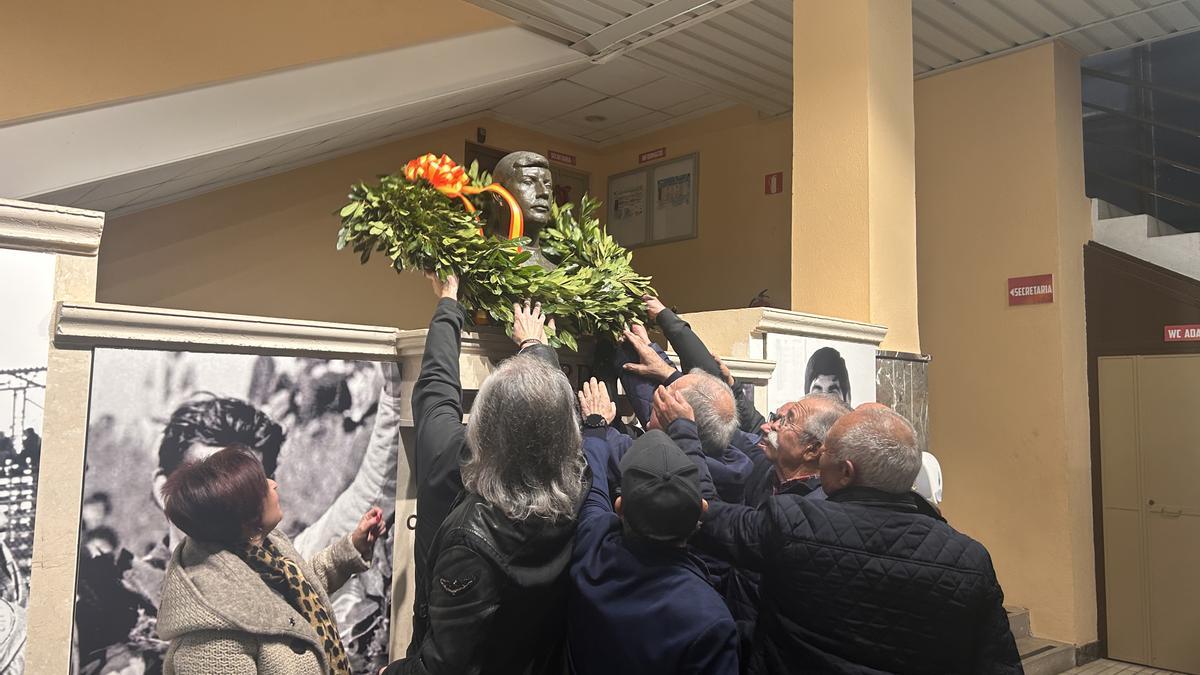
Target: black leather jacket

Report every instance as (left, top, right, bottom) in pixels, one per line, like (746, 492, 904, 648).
(389, 298, 582, 675)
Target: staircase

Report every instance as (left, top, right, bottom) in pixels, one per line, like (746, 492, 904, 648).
(1091, 199, 1200, 283)
(1008, 606, 1078, 675)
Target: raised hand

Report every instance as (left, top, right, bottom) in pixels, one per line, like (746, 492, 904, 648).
(578, 377, 617, 425)
(642, 295, 667, 322)
(711, 352, 735, 386)
(352, 506, 388, 559)
(652, 385, 694, 426)
(512, 299, 556, 347)
(425, 271, 459, 300)
(621, 326, 677, 383)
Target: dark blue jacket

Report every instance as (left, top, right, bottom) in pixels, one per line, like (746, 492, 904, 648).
(568, 425, 738, 675)
(615, 337, 753, 504)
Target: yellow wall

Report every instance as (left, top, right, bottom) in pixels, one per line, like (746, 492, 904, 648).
(97, 119, 601, 328)
(98, 106, 792, 324)
(595, 106, 793, 313)
(1, 0, 508, 124)
(915, 42, 1096, 644)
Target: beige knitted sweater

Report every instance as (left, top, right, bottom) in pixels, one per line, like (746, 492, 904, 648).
(157, 530, 368, 675)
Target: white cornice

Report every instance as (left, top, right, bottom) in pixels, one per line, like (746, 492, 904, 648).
(54, 302, 399, 359)
(665, 352, 776, 385)
(0, 198, 103, 256)
(755, 308, 887, 345)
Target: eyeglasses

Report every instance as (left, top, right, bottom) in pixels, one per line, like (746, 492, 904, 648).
(768, 411, 797, 428)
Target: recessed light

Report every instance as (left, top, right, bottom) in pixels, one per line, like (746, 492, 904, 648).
(585, 114, 607, 123)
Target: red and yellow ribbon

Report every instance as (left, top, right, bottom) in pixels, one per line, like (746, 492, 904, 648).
(403, 153, 524, 241)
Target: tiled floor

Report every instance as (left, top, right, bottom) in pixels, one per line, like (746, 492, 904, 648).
(1066, 659, 1190, 674)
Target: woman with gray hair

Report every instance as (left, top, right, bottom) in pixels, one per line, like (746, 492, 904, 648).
(383, 273, 587, 675)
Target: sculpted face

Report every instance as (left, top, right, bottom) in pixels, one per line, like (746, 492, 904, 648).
(491, 151, 554, 245)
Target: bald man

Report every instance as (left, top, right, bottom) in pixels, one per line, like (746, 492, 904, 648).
(695, 406, 1021, 675)
(744, 394, 850, 508)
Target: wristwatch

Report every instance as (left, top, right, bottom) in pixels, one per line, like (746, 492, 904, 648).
(582, 413, 608, 429)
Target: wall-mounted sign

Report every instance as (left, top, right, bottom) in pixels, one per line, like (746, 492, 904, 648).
(1008, 273, 1054, 306)
(639, 147, 667, 164)
(1164, 324, 1200, 342)
(548, 150, 576, 166)
(765, 172, 784, 195)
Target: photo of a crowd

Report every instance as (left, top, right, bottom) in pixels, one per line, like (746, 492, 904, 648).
(0, 247, 57, 675)
(72, 349, 402, 675)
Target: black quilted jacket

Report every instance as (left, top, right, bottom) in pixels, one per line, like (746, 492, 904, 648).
(696, 486, 1023, 675)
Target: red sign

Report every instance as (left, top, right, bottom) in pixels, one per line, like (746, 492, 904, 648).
(547, 150, 575, 166)
(1164, 324, 1200, 342)
(639, 147, 667, 163)
(765, 172, 784, 195)
(1008, 274, 1054, 306)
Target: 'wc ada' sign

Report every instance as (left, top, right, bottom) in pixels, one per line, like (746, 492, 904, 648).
(1164, 324, 1200, 342)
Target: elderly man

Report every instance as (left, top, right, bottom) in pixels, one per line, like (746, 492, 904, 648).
(618, 326, 749, 503)
(570, 379, 737, 675)
(696, 406, 1022, 675)
(744, 394, 850, 507)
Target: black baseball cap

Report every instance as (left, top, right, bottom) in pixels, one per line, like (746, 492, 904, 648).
(619, 430, 703, 542)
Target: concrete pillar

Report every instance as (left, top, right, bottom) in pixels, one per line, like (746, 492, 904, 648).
(791, 0, 920, 353)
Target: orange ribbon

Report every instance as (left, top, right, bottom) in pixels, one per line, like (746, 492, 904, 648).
(403, 153, 524, 241)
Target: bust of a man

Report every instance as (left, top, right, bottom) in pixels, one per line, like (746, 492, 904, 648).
(486, 151, 556, 269)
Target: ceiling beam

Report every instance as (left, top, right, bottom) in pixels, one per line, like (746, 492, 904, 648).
(574, 0, 759, 59)
(1083, 67, 1200, 105)
(465, 0, 588, 43)
(1087, 169, 1200, 210)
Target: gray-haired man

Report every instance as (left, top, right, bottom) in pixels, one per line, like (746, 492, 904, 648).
(695, 405, 1022, 675)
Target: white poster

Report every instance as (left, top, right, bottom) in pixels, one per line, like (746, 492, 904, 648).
(607, 170, 649, 247)
(765, 334, 876, 413)
(73, 349, 403, 675)
(651, 155, 698, 241)
(0, 248, 55, 673)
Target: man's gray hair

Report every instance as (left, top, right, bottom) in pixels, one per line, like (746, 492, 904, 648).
(797, 393, 852, 445)
(825, 407, 921, 493)
(463, 353, 586, 522)
(678, 369, 738, 457)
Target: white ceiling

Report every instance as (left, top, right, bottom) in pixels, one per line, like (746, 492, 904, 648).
(10, 0, 1200, 218)
(911, 0, 1200, 76)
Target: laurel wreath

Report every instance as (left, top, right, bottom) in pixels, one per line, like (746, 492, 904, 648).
(336, 160, 654, 350)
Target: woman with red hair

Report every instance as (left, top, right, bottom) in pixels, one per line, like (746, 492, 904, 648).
(156, 446, 386, 675)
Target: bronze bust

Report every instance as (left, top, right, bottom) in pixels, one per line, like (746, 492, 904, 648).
(486, 151, 557, 269)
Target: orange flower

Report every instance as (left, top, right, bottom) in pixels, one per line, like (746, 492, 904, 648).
(402, 152, 525, 243)
(404, 153, 469, 197)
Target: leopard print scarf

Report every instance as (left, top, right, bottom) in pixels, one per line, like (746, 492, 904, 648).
(238, 538, 351, 675)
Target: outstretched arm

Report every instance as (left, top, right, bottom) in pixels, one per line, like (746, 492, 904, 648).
(295, 362, 402, 558)
(653, 387, 717, 501)
(618, 324, 680, 427)
(647, 297, 767, 434)
(693, 499, 782, 573)
(645, 297, 723, 379)
(412, 275, 469, 534)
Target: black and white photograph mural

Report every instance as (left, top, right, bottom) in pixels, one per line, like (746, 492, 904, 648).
(72, 348, 402, 675)
(765, 335, 876, 412)
(0, 248, 56, 674)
